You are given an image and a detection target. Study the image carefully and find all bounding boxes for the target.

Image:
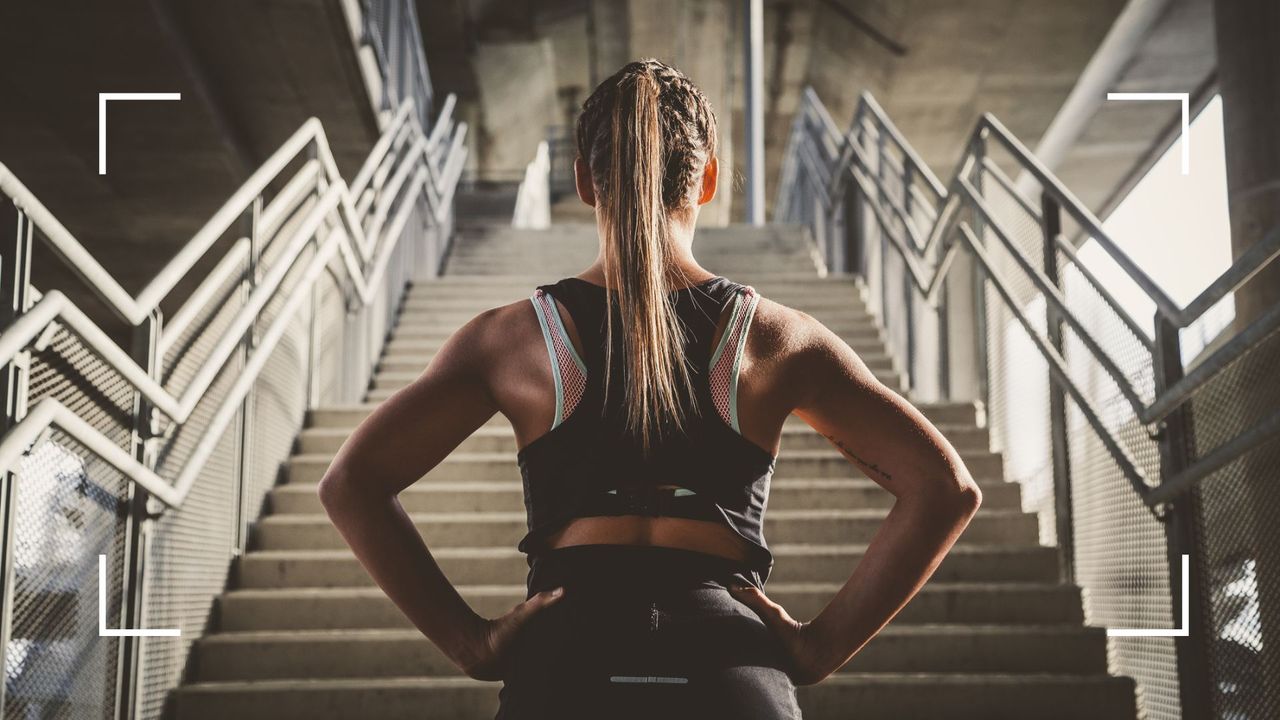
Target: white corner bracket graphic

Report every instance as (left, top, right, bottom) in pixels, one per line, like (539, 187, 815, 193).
(98, 92, 182, 175)
(98, 554, 181, 637)
(1105, 92, 1190, 175)
(1107, 554, 1191, 637)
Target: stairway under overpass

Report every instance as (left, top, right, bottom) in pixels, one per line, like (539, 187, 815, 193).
(170, 223, 1140, 720)
(0, 0, 383, 337)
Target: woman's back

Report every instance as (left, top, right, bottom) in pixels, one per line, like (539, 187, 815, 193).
(317, 58, 981, 718)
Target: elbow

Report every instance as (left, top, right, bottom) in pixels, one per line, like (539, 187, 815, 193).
(316, 462, 356, 511)
(947, 461, 983, 518)
(908, 465, 982, 519)
(954, 478, 983, 517)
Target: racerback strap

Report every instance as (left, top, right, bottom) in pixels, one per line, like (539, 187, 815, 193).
(530, 282, 759, 434)
(708, 286, 759, 432)
(530, 288, 588, 428)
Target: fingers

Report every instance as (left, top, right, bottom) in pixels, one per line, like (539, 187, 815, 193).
(507, 586, 565, 625)
(729, 585, 800, 634)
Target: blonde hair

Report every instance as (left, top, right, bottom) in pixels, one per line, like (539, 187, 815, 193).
(575, 59, 719, 450)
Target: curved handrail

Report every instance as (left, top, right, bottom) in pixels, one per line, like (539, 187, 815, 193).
(0, 94, 467, 511)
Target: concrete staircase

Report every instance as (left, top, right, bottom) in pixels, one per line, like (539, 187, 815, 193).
(171, 224, 1139, 719)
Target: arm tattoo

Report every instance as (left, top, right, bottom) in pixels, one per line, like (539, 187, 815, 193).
(823, 433, 893, 483)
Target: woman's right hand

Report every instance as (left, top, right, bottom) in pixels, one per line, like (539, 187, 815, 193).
(457, 587, 566, 681)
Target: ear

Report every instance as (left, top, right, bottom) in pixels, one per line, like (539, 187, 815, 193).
(697, 156, 718, 206)
(574, 157, 596, 207)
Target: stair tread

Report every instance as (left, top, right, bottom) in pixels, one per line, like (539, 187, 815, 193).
(271, 476, 1008, 492)
(200, 624, 1105, 643)
(177, 671, 1132, 691)
(241, 542, 1052, 560)
(258, 508, 1030, 523)
(222, 581, 1077, 598)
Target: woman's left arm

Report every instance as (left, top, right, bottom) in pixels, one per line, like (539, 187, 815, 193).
(316, 307, 562, 680)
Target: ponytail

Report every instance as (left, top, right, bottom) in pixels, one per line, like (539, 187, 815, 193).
(576, 60, 719, 451)
(601, 71, 694, 450)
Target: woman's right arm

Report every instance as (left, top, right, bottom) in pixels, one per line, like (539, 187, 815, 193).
(730, 304, 983, 684)
(316, 305, 563, 680)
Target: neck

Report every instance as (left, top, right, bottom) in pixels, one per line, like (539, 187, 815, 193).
(583, 213, 713, 287)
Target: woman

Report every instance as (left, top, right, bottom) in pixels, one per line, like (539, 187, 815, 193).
(318, 59, 982, 719)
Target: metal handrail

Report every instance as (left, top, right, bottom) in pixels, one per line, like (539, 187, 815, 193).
(513, 141, 552, 229)
(0, 95, 467, 511)
(778, 88, 1280, 510)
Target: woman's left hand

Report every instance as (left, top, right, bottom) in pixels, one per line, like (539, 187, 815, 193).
(729, 585, 839, 686)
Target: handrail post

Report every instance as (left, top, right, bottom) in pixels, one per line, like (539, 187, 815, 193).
(233, 197, 262, 555)
(902, 163, 917, 394)
(1040, 193, 1074, 583)
(970, 129, 992, 423)
(0, 205, 34, 717)
(116, 308, 161, 720)
(1152, 315, 1213, 718)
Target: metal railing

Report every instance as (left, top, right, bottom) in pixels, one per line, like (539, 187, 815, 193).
(513, 141, 552, 229)
(0, 80, 466, 719)
(778, 87, 1280, 720)
(358, 0, 436, 132)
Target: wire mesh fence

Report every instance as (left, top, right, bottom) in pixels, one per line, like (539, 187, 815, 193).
(777, 87, 1280, 720)
(1186, 319, 1280, 719)
(0, 40, 463, 719)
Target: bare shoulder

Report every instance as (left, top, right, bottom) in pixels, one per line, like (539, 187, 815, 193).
(746, 294, 879, 411)
(428, 296, 541, 374)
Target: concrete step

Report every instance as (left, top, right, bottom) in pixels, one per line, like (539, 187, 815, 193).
(283, 450, 1005, 485)
(374, 348, 895, 375)
(382, 322, 886, 352)
(173, 673, 1138, 720)
(367, 357, 897, 389)
(306, 402, 980, 430)
(390, 304, 879, 326)
(404, 276, 862, 299)
(270, 476, 1018, 515)
(399, 281, 875, 307)
(190, 624, 1110, 681)
(216, 582, 1083, 632)
(296, 423, 990, 456)
(236, 543, 1061, 589)
(251, 510, 1038, 550)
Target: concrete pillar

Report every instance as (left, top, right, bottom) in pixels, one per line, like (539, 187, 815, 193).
(742, 0, 765, 225)
(1205, 1, 1280, 715)
(472, 40, 560, 180)
(1214, 0, 1280, 328)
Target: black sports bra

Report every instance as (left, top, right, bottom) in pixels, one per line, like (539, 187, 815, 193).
(515, 275, 777, 588)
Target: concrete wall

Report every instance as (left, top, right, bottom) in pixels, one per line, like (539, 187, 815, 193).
(473, 40, 561, 179)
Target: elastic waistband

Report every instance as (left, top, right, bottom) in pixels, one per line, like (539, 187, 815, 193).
(526, 544, 760, 596)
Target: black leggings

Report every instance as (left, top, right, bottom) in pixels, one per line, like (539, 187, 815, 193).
(495, 544, 803, 719)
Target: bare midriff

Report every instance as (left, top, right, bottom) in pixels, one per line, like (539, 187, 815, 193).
(542, 484, 753, 562)
(544, 516, 752, 561)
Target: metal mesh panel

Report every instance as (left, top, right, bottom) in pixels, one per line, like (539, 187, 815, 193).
(136, 281, 249, 719)
(4, 432, 128, 720)
(315, 268, 352, 406)
(135, 399, 240, 720)
(1186, 320, 1280, 718)
(5, 321, 136, 720)
(973, 162, 1056, 546)
(973, 150, 1182, 719)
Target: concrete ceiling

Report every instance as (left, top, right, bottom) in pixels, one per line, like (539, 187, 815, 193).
(418, 0, 1215, 224)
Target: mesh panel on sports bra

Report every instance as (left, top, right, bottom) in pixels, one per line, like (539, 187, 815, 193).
(531, 284, 758, 433)
(533, 288, 587, 425)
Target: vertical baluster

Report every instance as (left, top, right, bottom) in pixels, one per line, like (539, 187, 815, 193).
(1040, 193, 1073, 582)
(0, 206, 34, 717)
(117, 307, 161, 720)
(1152, 316, 1213, 718)
(233, 197, 262, 556)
